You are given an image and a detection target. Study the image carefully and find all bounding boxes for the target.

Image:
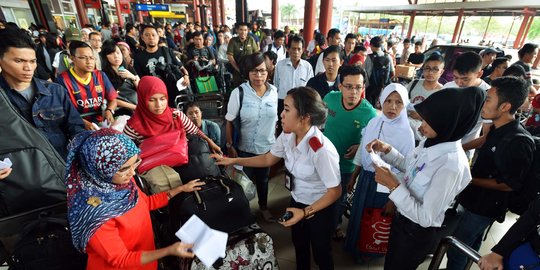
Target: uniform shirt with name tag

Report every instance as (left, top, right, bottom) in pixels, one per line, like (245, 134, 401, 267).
(270, 126, 341, 205)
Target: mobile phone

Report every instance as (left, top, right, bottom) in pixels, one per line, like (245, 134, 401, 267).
(278, 211, 293, 222)
(118, 66, 126, 71)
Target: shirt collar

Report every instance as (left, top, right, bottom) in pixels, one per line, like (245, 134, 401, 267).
(285, 58, 305, 67)
(289, 126, 318, 154)
(424, 140, 461, 162)
(0, 74, 51, 96)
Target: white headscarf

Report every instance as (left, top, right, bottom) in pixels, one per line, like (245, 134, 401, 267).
(355, 83, 415, 172)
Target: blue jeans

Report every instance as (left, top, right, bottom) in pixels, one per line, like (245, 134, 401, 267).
(446, 206, 495, 270)
(334, 172, 352, 228)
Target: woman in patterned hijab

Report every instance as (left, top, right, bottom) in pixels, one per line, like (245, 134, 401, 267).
(65, 128, 201, 270)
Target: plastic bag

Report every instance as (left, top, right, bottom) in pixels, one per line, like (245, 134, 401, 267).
(225, 165, 256, 201)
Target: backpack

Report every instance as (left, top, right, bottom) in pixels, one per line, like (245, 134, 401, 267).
(366, 53, 391, 106)
(156, 47, 187, 108)
(496, 133, 540, 215)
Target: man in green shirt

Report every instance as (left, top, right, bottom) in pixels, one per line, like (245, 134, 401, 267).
(227, 22, 259, 88)
(323, 64, 377, 239)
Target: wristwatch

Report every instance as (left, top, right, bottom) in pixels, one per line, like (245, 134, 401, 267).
(225, 142, 233, 148)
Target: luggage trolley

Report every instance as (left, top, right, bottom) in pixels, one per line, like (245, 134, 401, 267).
(428, 236, 481, 270)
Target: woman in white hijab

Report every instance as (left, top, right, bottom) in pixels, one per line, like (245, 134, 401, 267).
(344, 83, 415, 263)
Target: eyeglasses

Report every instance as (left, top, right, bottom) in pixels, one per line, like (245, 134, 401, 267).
(75, 56, 96, 62)
(342, 84, 363, 92)
(115, 158, 142, 178)
(90, 39, 102, 42)
(250, 69, 268, 75)
(423, 67, 441, 73)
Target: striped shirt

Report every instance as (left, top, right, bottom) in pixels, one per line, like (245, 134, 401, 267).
(123, 110, 204, 144)
(57, 69, 117, 123)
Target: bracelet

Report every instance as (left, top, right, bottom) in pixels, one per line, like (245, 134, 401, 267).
(389, 184, 400, 194)
(303, 206, 315, 219)
(106, 108, 115, 115)
(166, 191, 173, 200)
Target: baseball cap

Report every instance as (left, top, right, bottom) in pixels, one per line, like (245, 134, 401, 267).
(64, 27, 82, 42)
(480, 47, 499, 56)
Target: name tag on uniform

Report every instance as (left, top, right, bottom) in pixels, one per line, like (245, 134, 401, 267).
(285, 169, 295, 191)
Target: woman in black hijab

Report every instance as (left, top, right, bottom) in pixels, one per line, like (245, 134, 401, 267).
(366, 86, 486, 270)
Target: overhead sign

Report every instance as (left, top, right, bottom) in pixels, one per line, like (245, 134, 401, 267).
(135, 4, 169, 11)
(379, 18, 390, 23)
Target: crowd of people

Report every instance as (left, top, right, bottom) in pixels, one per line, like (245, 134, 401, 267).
(0, 17, 540, 270)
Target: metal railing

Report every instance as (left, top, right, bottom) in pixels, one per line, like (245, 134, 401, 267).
(428, 236, 481, 270)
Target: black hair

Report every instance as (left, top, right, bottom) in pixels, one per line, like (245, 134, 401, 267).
(69, 40, 92, 56)
(125, 23, 135, 33)
(45, 33, 61, 49)
(89, 32, 101, 40)
(339, 64, 367, 85)
(327, 28, 340, 40)
(518, 43, 538, 59)
(100, 40, 125, 85)
(183, 101, 200, 113)
(323, 45, 341, 59)
(0, 28, 35, 58)
(287, 34, 304, 48)
(370, 36, 383, 48)
(192, 31, 202, 38)
(286, 87, 328, 126)
(491, 76, 529, 114)
(141, 24, 158, 35)
(424, 53, 444, 65)
(452, 51, 482, 74)
(345, 33, 357, 42)
(491, 57, 509, 70)
(274, 30, 285, 39)
(263, 50, 278, 65)
(314, 32, 325, 46)
(236, 22, 250, 29)
(502, 64, 526, 78)
(414, 41, 422, 46)
(353, 45, 367, 53)
(241, 52, 268, 79)
(403, 38, 411, 44)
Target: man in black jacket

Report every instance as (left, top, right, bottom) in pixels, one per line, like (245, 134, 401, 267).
(446, 76, 535, 270)
(306, 45, 342, 99)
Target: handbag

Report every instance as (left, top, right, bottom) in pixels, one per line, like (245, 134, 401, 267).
(357, 208, 393, 254)
(504, 242, 540, 270)
(169, 175, 255, 233)
(117, 79, 138, 105)
(176, 135, 221, 182)
(224, 165, 256, 201)
(139, 165, 182, 194)
(195, 76, 219, 94)
(139, 129, 188, 173)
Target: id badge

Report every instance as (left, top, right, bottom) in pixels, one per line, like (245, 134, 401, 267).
(285, 169, 295, 191)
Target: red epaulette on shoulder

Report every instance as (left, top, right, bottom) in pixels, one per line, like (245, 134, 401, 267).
(308, 137, 323, 152)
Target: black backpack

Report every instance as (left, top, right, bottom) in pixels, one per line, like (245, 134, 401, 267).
(366, 53, 391, 106)
(156, 47, 187, 108)
(496, 133, 540, 215)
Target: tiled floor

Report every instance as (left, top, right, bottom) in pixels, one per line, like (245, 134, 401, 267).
(252, 173, 520, 270)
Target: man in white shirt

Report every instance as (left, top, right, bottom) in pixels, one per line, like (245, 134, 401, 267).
(314, 28, 342, 75)
(443, 51, 491, 160)
(274, 35, 314, 134)
(263, 30, 287, 63)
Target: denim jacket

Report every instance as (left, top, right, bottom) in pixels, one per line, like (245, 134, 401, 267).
(1, 76, 85, 159)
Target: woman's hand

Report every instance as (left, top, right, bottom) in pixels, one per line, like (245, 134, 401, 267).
(374, 166, 399, 190)
(478, 252, 503, 270)
(279, 207, 304, 227)
(227, 146, 238, 158)
(347, 176, 357, 193)
(366, 139, 391, 154)
(0, 168, 12, 180)
(167, 242, 195, 258)
(118, 69, 136, 80)
(208, 140, 223, 155)
(179, 179, 204, 193)
(210, 154, 236, 166)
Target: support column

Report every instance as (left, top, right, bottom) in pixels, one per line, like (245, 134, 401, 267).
(520, 13, 535, 48)
(319, 0, 333, 37)
(451, 9, 464, 43)
(29, 0, 57, 32)
(303, 0, 316, 48)
(271, 0, 278, 30)
(406, 11, 416, 39)
(220, 0, 225, 25)
(211, 0, 218, 26)
(73, 0, 89, 26)
(514, 12, 530, 49)
(235, 0, 247, 23)
(114, 0, 124, 28)
(193, 0, 200, 23)
(533, 50, 540, 69)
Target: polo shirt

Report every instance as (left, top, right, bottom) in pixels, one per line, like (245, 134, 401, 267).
(226, 36, 259, 64)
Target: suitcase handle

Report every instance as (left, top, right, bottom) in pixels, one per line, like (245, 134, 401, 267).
(192, 176, 233, 210)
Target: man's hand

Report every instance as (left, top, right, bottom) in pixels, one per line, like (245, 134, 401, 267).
(0, 168, 12, 180)
(478, 252, 503, 270)
(344, 144, 360, 159)
(104, 110, 115, 125)
(83, 119, 98, 130)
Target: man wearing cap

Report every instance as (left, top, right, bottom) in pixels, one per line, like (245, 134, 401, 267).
(52, 27, 82, 76)
(480, 48, 498, 79)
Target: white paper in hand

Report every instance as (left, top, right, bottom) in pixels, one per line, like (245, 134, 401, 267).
(175, 215, 228, 268)
(176, 77, 187, 91)
(0, 158, 12, 170)
(370, 152, 392, 193)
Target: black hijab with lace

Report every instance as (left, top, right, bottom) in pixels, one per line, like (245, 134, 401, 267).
(414, 86, 486, 148)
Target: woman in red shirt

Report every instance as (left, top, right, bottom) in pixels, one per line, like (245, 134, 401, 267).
(65, 128, 203, 270)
